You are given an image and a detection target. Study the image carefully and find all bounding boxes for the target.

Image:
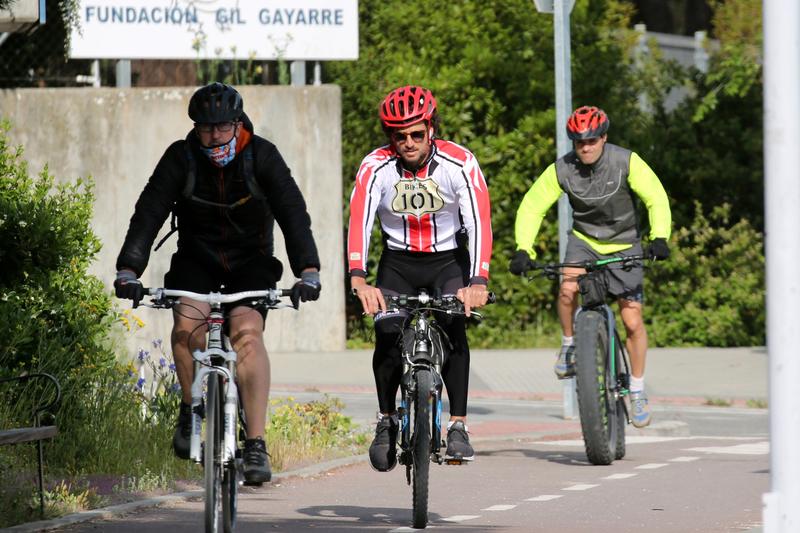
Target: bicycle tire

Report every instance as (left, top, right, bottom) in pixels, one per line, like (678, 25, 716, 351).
(411, 368, 433, 529)
(575, 310, 619, 465)
(205, 376, 222, 533)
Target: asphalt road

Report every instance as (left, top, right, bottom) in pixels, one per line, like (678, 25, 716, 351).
(52, 394, 768, 533)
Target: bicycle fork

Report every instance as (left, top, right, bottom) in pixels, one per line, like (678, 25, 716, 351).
(189, 318, 239, 464)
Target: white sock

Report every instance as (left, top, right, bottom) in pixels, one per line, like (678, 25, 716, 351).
(630, 375, 645, 393)
(561, 335, 574, 346)
(447, 420, 468, 431)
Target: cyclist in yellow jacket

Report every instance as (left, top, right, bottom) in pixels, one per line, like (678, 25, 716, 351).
(509, 106, 671, 427)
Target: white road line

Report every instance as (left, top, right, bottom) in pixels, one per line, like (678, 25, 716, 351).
(635, 463, 669, 470)
(441, 515, 481, 522)
(603, 473, 638, 480)
(563, 483, 599, 491)
(526, 495, 564, 502)
(685, 441, 769, 455)
(669, 456, 700, 462)
(482, 504, 517, 511)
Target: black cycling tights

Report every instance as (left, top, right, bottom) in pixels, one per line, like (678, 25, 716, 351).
(373, 316, 470, 416)
(371, 249, 470, 417)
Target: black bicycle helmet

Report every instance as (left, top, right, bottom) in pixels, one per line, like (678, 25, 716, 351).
(188, 82, 243, 123)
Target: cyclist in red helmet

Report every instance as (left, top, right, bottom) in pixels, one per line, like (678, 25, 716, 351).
(509, 105, 671, 428)
(348, 85, 493, 470)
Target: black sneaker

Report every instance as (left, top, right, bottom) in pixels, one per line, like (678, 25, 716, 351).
(445, 421, 474, 461)
(172, 401, 192, 460)
(243, 437, 271, 484)
(368, 415, 398, 472)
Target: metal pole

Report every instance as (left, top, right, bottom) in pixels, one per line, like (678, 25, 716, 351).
(313, 61, 322, 86)
(763, 1, 800, 531)
(290, 60, 306, 86)
(115, 60, 131, 88)
(553, 0, 577, 419)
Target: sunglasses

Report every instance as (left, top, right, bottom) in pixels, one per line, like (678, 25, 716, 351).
(195, 122, 237, 134)
(391, 130, 427, 143)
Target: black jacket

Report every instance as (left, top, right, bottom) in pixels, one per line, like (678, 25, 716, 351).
(116, 125, 320, 279)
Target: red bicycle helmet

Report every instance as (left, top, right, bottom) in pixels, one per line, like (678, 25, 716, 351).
(566, 106, 610, 140)
(379, 85, 438, 129)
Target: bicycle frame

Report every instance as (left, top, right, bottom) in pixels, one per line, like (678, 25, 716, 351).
(398, 305, 446, 467)
(189, 307, 239, 464)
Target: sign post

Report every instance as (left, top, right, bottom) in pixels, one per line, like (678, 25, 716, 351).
(534, 0, 577, 419)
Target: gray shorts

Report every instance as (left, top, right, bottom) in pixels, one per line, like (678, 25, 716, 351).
(564, 234, 644, 303)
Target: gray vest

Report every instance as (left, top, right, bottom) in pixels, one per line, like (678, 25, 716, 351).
(555, 143, 640, 243)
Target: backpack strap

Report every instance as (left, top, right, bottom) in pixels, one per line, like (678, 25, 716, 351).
(241, 142, 265, 201)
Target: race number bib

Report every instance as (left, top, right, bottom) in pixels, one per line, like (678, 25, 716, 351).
(391, 178, 445, 217)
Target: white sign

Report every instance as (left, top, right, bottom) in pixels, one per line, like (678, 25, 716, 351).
(70, 0, 358, 60)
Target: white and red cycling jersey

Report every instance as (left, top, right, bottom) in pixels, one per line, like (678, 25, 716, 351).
(347, 139, 492, 281)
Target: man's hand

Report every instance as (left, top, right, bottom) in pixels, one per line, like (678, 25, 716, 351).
(351, 276, 386, 315)
(291, 269, 321, 309)
(456, 283, 489, 317)
(647, 238, 670, 261)
(114, 269, 145, 308)
(509, 250, 533, 275)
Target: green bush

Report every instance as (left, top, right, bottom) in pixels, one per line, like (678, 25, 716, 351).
(645, 203, 764, 347)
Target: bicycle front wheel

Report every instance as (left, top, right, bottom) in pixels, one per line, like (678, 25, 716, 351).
(411, 368, 433, 529)
(222, 462, 238, 533)
(575, 310, 620, 465)
(205, 375, 223, 533)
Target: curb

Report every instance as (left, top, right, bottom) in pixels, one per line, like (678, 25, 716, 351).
(1, 454, 371, 533)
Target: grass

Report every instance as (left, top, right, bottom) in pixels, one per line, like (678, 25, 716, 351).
(0, 391, 368, 528)
(746, 398, 768, 409)
(704, 397, 733, 407)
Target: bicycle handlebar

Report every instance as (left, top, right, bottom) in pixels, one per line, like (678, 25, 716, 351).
(526, 254, 648, 278)
(143, 287, 294, 308)
(383, 291, 496, 313)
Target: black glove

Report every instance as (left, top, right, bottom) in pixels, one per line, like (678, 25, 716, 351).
(114, 270, 145, 308)
(291, 271, 321, 309)
(647, 238, 670, 261)
(509, 250, 533, 275)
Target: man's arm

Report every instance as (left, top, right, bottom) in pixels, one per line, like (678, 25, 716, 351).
(454, 153, 492, 284)
(514, 164, 563, 259)
(116, 142, 186, 276)
(628, 152, 671, 240)
(260, 144, 321, 277)
(346, 153, 386, 279)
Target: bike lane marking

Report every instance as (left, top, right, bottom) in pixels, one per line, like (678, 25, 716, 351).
(635, 463, 669, 469)
(482, 504, 517, 511)
(603, 473, 638, 479)
(440, 514, 481, 522)
(563, 483, 599, 491)
(525, 494, 564, 501)
(669, 456, 700, 462)
(684, 441, 768, 455)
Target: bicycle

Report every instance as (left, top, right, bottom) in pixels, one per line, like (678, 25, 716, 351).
(142, 287, 294, 533)
(525, 255, 647, 466)
(383, 290, 495, 529)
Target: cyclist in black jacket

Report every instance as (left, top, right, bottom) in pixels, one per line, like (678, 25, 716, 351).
(114, 82, 321, 483)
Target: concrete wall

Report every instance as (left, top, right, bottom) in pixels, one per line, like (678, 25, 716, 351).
(0, 85, 345, 355)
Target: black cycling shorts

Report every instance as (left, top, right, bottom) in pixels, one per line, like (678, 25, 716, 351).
(376, 249, 468, 296)
(164, 252, 279, 320)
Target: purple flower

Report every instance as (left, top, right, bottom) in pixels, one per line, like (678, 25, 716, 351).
(137, 349, 150, 362)
(159, 357, 167, 368)
(169, 363, 176, 373)
(152, 338, 163, 349)
(170, 383, 181, 394)
(127, 369, 134, 378)
(135, 377, 146, 390)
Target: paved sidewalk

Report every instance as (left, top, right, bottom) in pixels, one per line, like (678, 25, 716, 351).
(269, 347, 768, 406)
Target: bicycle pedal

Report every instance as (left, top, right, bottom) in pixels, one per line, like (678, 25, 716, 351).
(242, 480, 264, 487)
(444, 458, 464, 466)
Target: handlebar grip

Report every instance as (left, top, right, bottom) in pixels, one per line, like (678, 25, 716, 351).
(278, 288, 293, 298)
